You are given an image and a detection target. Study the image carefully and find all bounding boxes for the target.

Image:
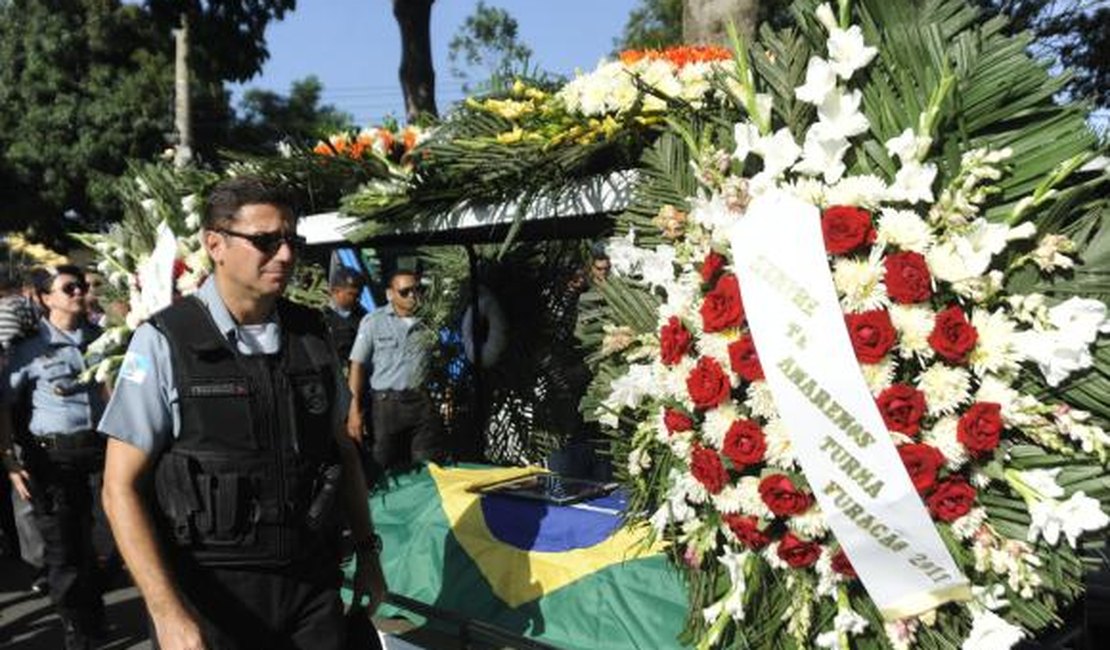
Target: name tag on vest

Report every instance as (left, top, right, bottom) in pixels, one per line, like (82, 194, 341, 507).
(187, 382, 250, 398)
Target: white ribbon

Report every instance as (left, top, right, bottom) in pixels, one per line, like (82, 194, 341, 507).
(728, 191, 969, 619)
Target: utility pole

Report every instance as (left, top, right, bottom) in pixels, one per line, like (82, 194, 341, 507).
(173, 13, 193, 168)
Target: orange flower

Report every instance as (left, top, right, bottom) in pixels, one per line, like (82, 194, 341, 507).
(402, 126, 419, 151)
(618, 45, 732, 69)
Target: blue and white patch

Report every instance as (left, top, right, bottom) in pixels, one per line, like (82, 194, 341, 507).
(119, 351, 151, 385)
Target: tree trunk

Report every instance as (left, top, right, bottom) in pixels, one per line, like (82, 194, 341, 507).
(392, 0, 438, 121)
(683, 0, 759, 46)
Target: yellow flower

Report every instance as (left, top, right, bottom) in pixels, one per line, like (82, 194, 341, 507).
(495, 127, 525, 144)
(483, 98, 534, 121)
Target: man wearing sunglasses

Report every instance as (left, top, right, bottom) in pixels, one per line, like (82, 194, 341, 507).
(98, 176, 384, 650)
(1, 264, 108, 649)
(347, 268, 443, 476)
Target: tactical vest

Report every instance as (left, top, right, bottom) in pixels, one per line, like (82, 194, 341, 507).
(151, 296, 342, 568)
(322, 303, 365, 363)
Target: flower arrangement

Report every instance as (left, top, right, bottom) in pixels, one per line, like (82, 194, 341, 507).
(312, 122, 430, 167)
(583, 1, 1110, 648)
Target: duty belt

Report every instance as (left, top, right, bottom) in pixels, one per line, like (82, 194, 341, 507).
(372, 389, 423, 401)
(32, 430, 104, 451)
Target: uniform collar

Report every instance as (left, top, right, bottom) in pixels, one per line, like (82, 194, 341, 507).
(40, 316, 96, 347)
(195, 277, 279, 342)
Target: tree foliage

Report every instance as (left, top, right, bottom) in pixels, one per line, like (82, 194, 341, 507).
(448, 1, 534, 85)
(616, 0, 794, 51)
(230, 76, 355, 154)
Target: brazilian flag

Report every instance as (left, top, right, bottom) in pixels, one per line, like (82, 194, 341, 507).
(351, 464, 688, 649)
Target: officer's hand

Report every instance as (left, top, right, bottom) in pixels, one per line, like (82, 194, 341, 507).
(346, 411, 364, 445)
(353, 550, 387, 616)
(153, 610, 207, 650)
(6, 467, 31, 501)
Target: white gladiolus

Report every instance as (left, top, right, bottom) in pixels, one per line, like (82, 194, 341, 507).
(876, 208, 933, 253)
(885, 128, 932, 163)
(732, 122, 761, 162)
(1017, 297, 1110, 386)
(961, 610, 1025, 650)
(753, 128, 802, 178)
(793, 127, 850, 184)
(1028, 491, 1109, 548)
(816, 89, 870, 139)
(795, 56, 838, 105)
(826, 24, 878, 79)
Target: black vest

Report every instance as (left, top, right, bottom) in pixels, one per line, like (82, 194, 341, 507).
(322, 303, 365, 363)
(151, 296, 341, 567)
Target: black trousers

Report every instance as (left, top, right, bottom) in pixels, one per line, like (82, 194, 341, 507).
(153, 560, 345, 650)
(27, 444, 106, 631)
(369, 390, 442, 471)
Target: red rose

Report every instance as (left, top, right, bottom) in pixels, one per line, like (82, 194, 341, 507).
(845, 310, 897, 363)
(700, 250, 726, 284)
(928, 306, 978, 365)
(700, 273, 745, 333)
(884, 251, 933, 304)
(957, 402, 1004, 455)
(759, 474, 812, 517)
(897, 443, 946, 494)
(663, 408, 694, 434)
(830, 549, 857, 578)
(722, 419, 766, 468)
(660, 316, 692, 366)
(926, 477, 976, 522)
(686, 357, 732, 410)
(172, 258, 188, 280)
(723, 514, 770, 549)
(821, 206, 875, 255)
(876, 384, 927, 436)
(690, 445, 728, 494)
(728, 334, 765, 382)
(777, 532, 821, 568)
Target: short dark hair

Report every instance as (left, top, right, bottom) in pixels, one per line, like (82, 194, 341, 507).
(204, 176, 293, 229)
(330, 266, 365, 289)
(34, 265, 84, 295)
(387, 268, 418, 287)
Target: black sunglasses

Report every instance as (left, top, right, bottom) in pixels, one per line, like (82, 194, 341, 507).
(216, 228, 305, 256)
(396, 286, 423, 298)
(58, 281, 89, 297)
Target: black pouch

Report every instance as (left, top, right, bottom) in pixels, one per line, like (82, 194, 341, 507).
(344, 605, 383, 650)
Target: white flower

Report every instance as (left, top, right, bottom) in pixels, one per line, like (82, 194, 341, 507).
(639, 245, 678, 290)
(763, 418, 796, 469)
(603, 363, 656, 411)
(689, 193, 740, 245)
(737, 476, 773, 518)
(782, 177, 827, 206)
(1017, 297, 1110, 387)
(929, 219, 1029, 284)
(793, 126, 850, 184)
(924, 416, 970, 469)
(877, 208, 933, 253)
(702, 403, 741, 449)
(951, 507, 988, 540)
(1017, 468, 1065, 499)
(627, 448, 651, 477)
(753, 128, 802, 178)
(606, 229, 640, 276)
(885, 128, 932, 163)
(974, 376, 1022, 424)
(861, 356, 896, 395)
(787, 505, 829, 538)
(890, 304, 936, 359)
(826, 25, 878, 79)
(888, 161, 937, 204)
(969, 309, 1023, 377)
(917, 365, 971, 416)
(824, 174, 888, 209)
(815, 3, 838, 32)
(961, 610, 1025, 650)
(744, 381, 779, 419)
(834, 256, 888, 312)
(1028, 491, 1109, 548)
(698, 331, 737, 377)
(712, 484, 744, 514)
(795, 56, 838, 105)
(816, 88, 870, 139)
(732, 121, 762, 162)
(1031, 234, 1076, 272)
(701, 548, 749, 623)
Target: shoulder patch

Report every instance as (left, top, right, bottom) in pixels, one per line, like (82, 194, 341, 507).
(119, 351, 152, 385)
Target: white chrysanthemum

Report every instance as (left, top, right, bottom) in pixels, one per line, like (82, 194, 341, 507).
(883, 618, 920, 650)
(890, 304, 936, 359)
(737, 476, 773, 518)
(916, 364, 972, 416)
(782, 177, 827, 205)
(834, 256, 888, 312)
(603, 363, 657, 412)
(763, 418, 796, 469)
(860, 356, 897, 395)
(787, 505, 829, 539)
(824, 174, 888, 209)
(969, 309, 1024, 377)
(698, 331, 738, 377)
(712, 484, 744, 514)
(660, 273, 702, 322)
(762, 540, 790, 570)
(974, 376, 1022, 425)
(924, 416, 970, 469)
(744, 381, 779, 419)
(951, 507, 988, 541)
(657, 356, 696, 405)
(668, 430, 694, 460)
(876, 208, 933, 253)
(703, 403, 740, 449)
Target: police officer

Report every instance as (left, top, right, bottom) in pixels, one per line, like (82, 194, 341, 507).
(322, 266, 366, 366)
(346, 269, 443, 471)
(99, 177, 385, 650)
(0, 265, 107, 650)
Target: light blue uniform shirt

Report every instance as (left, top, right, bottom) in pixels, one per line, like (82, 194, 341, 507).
(2, 318, 105, 436)
(348, 304, 429, 391)
(98, 278, 350, 455)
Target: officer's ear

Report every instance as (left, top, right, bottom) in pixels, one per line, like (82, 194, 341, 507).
(202, 228, 225, 264)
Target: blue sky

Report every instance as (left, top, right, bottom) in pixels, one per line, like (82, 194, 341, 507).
(229, 0, 641, 126)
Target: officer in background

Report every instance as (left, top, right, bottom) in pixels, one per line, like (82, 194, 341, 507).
(322, 266, 366, 367)
(99, 176, 385, 650)
(347, 268, 443, 474)
(0, 265, 107, 649)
